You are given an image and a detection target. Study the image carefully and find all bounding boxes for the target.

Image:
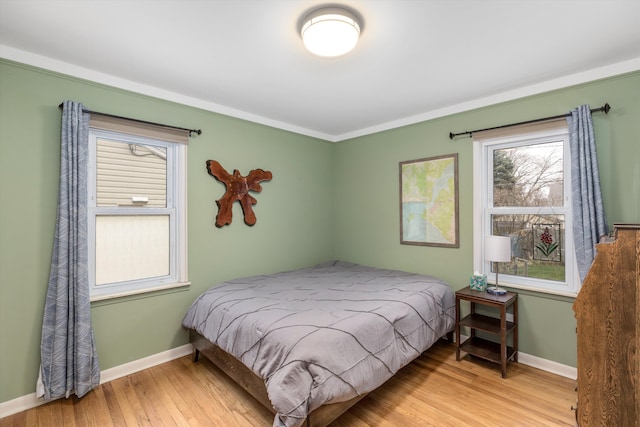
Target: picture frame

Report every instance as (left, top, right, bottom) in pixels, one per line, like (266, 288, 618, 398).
(399, 153, 459, 247)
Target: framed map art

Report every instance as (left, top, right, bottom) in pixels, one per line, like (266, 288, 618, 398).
(400, 153, 459, 247)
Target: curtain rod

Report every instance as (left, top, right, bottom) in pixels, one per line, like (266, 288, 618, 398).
(58, 103, 202, 137)
(449, 103, 610, 140)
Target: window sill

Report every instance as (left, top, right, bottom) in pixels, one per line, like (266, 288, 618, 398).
(90, 281, 191, 303)
(495, 280, 578, 300)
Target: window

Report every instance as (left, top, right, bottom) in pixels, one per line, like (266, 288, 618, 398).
(473, 122, 578, 296)
(87, 118, 188, 300)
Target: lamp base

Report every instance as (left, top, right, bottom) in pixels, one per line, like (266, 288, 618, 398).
(486, 286, 507, 295)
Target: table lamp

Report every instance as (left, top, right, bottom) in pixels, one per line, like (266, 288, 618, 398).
(484, 235, 511, 295)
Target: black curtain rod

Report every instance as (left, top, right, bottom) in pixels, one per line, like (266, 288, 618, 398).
(449, 103, 610, 140)
(58, 103, 202, 137)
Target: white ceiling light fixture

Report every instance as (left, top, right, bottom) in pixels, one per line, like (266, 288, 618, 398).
(301, 7, 361, 57)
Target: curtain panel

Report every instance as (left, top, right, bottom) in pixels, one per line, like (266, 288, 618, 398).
(567, 104, 608, 282)
(37, 100, 100, 400)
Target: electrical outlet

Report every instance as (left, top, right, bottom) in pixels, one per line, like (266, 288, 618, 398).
(506, 313, 514, 323)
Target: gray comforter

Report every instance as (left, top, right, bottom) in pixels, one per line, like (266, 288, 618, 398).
(181, 261, 455, 427)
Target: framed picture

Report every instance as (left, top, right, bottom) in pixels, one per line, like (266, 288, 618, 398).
(400, 153, 459, 247)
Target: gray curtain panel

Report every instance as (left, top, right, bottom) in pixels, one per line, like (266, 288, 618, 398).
(38, 100, 100, 400)
(567, 104, 607, 282)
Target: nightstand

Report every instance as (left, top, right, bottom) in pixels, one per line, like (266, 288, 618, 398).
(455, 286, 518, 378)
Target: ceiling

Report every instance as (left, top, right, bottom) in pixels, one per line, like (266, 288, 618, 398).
(1, 1, 639, 142)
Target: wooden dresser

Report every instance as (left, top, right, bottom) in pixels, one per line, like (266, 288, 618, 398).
(572, 224, 639, 426)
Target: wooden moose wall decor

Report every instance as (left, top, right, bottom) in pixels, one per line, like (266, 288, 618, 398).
(206, 160, 272, 227)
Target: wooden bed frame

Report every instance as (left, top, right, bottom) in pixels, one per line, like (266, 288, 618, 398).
(189, 329, 454, 426)
(190, 330, 367, 426)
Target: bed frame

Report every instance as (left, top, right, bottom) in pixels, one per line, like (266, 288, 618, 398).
(189, 329, 454, 426)
(190, 330, 367, 426)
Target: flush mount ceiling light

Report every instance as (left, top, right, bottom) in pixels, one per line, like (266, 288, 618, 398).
(301, 7, 361, 57)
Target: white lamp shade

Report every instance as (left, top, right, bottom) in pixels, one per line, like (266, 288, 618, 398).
(301, 8, 360, 57)
(484, 235, 511, 262)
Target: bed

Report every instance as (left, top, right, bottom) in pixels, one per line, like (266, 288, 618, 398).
(181, 261, 455, 427)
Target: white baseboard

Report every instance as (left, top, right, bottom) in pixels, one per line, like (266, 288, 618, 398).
(456, 333, 577, 380)
(0, 344, 192, 419)
(0, 393, 41, 421)
(99, 344, 192, 384)
(1, 341, 576, 419)
(517, 352, 577, 380)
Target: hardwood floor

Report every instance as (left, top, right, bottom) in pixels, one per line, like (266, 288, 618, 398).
(1, 341, 577, 426)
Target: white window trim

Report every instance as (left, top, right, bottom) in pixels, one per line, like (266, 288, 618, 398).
(87, 129, 189, 301)
(473, 127, 580, 297)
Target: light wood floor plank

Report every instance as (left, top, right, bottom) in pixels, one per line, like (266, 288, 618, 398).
(167, 357, 231, 426)
(58, 396, 77, 427)
(100, 382, 126, 427)
(0, 341, 576, 426)
(153, 362, 202, 427)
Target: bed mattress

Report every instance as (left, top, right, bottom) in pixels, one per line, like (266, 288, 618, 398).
(181, 261, 455, 427)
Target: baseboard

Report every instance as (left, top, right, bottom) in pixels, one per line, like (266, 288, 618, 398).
(0, 344, 192, 419)
(1, 341, 576, 418)
(456, 334, 577, 380)
(99, 344, 192, 384)
(517, 352, 577, 380)
(0, 393, 41, 421)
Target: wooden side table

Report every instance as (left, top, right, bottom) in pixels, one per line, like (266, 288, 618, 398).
(455, 286, 518, 378)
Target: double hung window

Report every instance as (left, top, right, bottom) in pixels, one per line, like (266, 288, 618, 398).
(473, 122, 578, 295)
(87, 117, 188, 300)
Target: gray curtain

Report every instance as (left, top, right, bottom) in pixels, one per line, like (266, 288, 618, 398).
(38, 100, 99, 400)
(567, 104, 608, 282)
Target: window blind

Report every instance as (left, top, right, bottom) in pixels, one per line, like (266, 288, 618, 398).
(90, 114, 190, 144)
(472, 117, 567, 141)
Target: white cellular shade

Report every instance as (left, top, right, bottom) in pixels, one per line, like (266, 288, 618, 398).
(472, 117, 567, 141)
(90, 114, 189, 144)
(95, 215, 170, 285)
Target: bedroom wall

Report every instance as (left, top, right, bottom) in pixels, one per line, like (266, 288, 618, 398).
(0, 60, 334, 403)
(1, 59, 638, 406)
(332, 70, 640, 367)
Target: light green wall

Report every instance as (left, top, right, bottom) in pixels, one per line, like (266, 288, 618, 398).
(333, 71, 640, 366)
(0, 60, 333, 402)
(1, 60, 638, 404)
